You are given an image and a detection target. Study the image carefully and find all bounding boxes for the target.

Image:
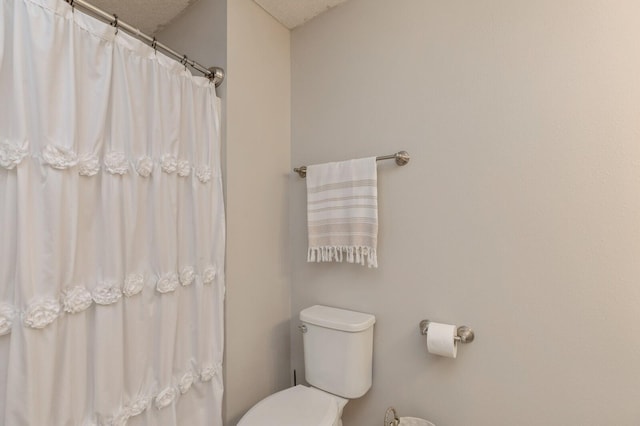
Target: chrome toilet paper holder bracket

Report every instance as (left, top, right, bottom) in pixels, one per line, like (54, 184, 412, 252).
(419, 319, 475, 344)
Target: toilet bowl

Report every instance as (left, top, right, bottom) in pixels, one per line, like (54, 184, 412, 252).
(237, 305, 376, 426)
(237, 385, 347, 426)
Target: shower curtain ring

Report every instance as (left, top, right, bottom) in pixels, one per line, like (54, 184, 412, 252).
(182, 55, 188, 70)
(151, 37, 158, 53)
(111, 14, 119, 35)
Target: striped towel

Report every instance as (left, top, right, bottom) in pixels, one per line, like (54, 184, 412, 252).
(306, 157, 378, 268)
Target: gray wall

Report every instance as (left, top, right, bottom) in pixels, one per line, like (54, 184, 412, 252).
(159, 1, 292, 424)
(290, 0, 640, 425)
(156, 0, 226, 99)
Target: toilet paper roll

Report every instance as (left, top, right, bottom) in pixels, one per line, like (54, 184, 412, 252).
(426, 322, 458, 358)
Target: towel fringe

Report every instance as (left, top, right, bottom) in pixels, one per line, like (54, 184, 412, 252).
(307, 246, 377, 268)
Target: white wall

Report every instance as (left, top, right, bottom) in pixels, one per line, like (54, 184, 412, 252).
(290, 1, 640, 425)
(160, 1, 292, 424)
(225, 0, 291, 424)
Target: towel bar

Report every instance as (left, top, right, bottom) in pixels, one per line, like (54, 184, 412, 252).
(293, 150, 410, 178)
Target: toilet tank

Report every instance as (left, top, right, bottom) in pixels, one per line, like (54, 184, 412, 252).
(300, 305, 376, 399)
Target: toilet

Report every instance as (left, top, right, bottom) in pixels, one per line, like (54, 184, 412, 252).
(238, 305, 376, 426)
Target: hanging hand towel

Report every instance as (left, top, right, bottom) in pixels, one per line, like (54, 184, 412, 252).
(306, 157, 378, 268)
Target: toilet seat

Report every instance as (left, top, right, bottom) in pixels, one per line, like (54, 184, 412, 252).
(237, 385, 347, 426)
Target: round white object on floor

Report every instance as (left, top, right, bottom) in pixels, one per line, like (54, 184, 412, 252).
(398, 417, 435, 426)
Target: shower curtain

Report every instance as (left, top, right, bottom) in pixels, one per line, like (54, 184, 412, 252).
(0, 0, 225, 424)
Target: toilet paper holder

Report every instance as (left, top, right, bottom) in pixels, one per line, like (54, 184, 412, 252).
(419, 320, 475, 343)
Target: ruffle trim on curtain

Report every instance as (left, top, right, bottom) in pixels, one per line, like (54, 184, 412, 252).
(0, 140, 215, 183)
(0, 266, 219, 332)
(99, 362, 222, 426)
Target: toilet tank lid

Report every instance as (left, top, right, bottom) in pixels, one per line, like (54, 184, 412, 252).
(300, 305, 375, 332)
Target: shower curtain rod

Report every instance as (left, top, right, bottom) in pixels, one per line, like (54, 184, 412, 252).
(293, 151, 410, 178)
(63, 0, 225, 87)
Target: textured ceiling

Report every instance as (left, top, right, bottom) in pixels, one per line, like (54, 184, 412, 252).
(253, 0, 350, 29)
(87, 0, 349, 35)
(89, 0, 197, 34)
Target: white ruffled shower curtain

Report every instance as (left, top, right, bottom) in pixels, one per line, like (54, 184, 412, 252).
(0, 0, 225, 424)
